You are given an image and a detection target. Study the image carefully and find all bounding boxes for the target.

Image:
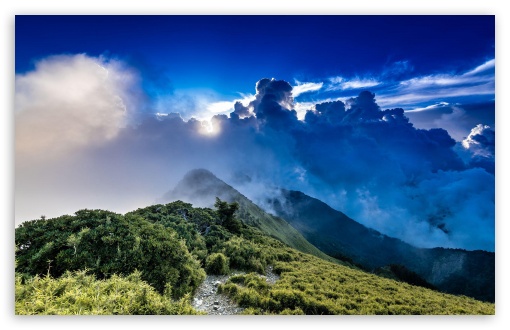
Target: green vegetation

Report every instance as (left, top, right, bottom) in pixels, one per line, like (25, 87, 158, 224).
(15, 209, 205, 298)
(375, 264, 436, 290)
(269, 189, 495, 302)
(164, 168, 339, 263)
(15, 198, 495, 315)
(218, 253, 495, 315)
(15, 270, 200, 315)
(205, 253, 229, 275)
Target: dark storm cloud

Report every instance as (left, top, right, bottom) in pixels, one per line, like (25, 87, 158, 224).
(232, 101, 251, 117)
(15, 59, 495, 252)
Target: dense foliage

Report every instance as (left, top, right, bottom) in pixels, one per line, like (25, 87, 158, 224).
(375, 264, 436, 290)
(205, 253, 229, 275)
(15, 209, 205, 298)
(15, 199, 495, 315)
(15, 271, 199, 315)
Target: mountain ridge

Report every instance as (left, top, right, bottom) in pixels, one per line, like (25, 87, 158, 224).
(268, 188, 495, 302)
(162, 169, 340, 264)
(164, 169, 494, 302)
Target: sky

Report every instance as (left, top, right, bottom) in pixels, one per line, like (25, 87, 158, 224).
(14, 15, 495, 252)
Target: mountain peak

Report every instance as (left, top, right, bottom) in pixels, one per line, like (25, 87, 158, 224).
(162, 168, 239, 208)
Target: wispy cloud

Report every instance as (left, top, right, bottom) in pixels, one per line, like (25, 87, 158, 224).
(292, 81, 323, 96)
(464, 59, 495, 76)
(326, 76, 381, 91)
(310, 59, 495, 110)
(404, 102, 451, 113)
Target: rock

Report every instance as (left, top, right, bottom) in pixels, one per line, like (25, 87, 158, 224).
(213, 306, 219, 311)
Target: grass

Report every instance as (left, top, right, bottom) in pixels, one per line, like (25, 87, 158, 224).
(15, 270, 201, 315)
(219, 251, 495, 315)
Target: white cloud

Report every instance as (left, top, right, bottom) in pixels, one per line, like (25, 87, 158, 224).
(205, 94, 256, 116)
(15, 54, 141, 159)
(404, 102, 450, 113)
(462, 124, 495, 157)
(292, 81, 323, 96)
(387, 59, 495, 107)
(326, 76, 380, 91)
(464, 59, 495, 76)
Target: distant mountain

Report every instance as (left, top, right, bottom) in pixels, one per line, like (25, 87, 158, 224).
(162, 169, 339, 264)
(267, 189, 495, 302)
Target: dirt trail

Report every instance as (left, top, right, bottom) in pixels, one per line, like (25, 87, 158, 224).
(192, 266, 280, 315)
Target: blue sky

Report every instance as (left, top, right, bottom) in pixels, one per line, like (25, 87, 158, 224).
(14, 15, 496, 252)
(16, 15, 495, 140)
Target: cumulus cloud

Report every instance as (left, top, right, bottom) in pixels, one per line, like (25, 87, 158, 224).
(15, 60, 495, 252)
(462, 124, 495, 157)
(15, 54, 142, 159)
(459, 124, 495, 174)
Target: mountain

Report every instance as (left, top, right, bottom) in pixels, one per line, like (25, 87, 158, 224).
(162, 169, 339, 264)
(267, 189, 495, 302)
(163, 169, 494, 302)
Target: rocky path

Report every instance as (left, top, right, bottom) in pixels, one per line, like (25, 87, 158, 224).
(192, 266, 280, 315)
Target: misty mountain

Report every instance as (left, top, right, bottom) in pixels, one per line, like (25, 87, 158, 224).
(268, 189, 495, 302)
(162, 169, 339, 264)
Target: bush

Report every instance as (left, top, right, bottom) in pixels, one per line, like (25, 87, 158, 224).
(15, 210, 205, 299)
(205, 253, 229, 275)
(15, 271, 201, 315)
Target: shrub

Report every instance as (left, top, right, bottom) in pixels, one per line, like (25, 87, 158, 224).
(15, 210, 205, 298)
(15, 271, 201, 315)
(205, 253, 229, 275)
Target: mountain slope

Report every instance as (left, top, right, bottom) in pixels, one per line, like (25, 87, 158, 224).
(268, 189, 495, 302)
(162, 169, 339, 264)
(16, 200, 495, 315)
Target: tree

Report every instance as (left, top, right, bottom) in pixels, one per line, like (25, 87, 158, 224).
(214, 198, 241, 234)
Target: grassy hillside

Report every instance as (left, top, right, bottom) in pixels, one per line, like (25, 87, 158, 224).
(219, 253, 494, 315)
(269, 189, 495, 302)
(15, 200, 494, 315)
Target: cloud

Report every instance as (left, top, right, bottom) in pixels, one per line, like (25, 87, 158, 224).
(15, 60, 494, 253)
(462, 124, 495, 156)
(459, 124, 495, 174)
(292, 81, 323, 96)
(204, 94, 256, 118)
(381, 60, 414, 79)
(464, 59, 495, 76)
(404, 102, 451, 113)
(15, 54, 142, 159)
(376, 59, 495, 108)
(326, 76, 381, 91)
